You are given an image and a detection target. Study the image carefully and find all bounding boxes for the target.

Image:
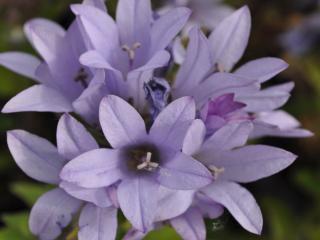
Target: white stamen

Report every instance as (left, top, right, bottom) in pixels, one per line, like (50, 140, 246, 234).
(216, 63, 225, 73)
(209, 165, 225, 180)
(121, 42, 141, 60)
(137, 151, 159, 171)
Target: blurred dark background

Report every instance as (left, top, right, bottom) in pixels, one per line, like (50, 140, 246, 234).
(0, 0, 319, 239)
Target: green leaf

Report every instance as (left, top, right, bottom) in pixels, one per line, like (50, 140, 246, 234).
(144, 226, 181, 240)
(1, 212, 35, 240)
(10, 182, 53, 207)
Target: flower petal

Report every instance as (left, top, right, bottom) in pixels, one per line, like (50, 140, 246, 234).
(57, 114, 99, 160)
(118, 176, 159, 232)
(60, 181, 112, 208)
(170, 207, 206, 240)
(154, 187, 194, 222)
(7, 130, 65, 184)
(60, 149, 123, 188)
(2, 85, 73, 113)
(78, 204, 117, 240)
(24, 18, 65, 62)
(71, 4, 119, 59)
(192, 73, 258, 108)
(212, 145, 296, 183)
(150, 97, 196, 150)
(0, 52, 41, 81)
(182, 119, 206, 156)
(234, 58, 289, 83)
(83, 0, 107, 12)
(208, 6, 251, 71)
(150, 7, 191, 54)
(174, 27, 213, 96)
(99, 95, 147, 148)
(203, 182, 263, 234)
(116, 0, 152, 48)
(158, 152, 212, 190)
(202, 121, 253, 151)
(29, 188, 82, 240)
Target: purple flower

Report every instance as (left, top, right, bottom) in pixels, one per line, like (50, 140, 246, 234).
(60, 95, 212, 232)
(181, 120, 297, 235)
(172, 6, 312, 138)
(73, 0, 191, 111)
(7, 114, 118, 240)
(0, 0, 107, 115)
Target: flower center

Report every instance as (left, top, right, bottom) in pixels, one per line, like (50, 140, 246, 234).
(209, 165, 225, 180)
(125, 144, 160, 173)
(121, 42, 141, 61)
(74, 67, 89, 88)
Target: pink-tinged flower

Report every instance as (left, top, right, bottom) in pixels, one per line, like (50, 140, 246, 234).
(172, 6, 312, 138)
(7, 114, 118, 240)
(60, 96, 212, 232)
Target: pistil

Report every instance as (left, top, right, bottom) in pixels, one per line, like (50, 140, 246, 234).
(121, 42, 141, 66)
(209, 165, 225, 180)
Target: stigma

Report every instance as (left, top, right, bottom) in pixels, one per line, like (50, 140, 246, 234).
(121, 42, 141, 60)
(137, 152, 159, 171)
(209, 165, 225, 180)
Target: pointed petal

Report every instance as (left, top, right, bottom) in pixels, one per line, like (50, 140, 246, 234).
(60, 149, 123, 188)
(0, 52, 41, 81)
(132, 50, 170, 72)
(192, 73, 258, 108)
(155, 187, 194, 222)
(99, 95, 147, 148)
(251, 120, 313, 139)
(2, 85, 73, 113)
(7, 130, 64, 184)
(150, 7, 191, 54)
(158, 152, 212, 190)
(71, 4, 118, 59)
(83, 0, 107, 12)
(174, 27, 213, 95)
(182, 119, 206, 156)
(234, 58, 289, 83)
(78, 204, 117, 240)
(116, 0, 152, 47)
(203, 182, 263, 234)
(202, 121, 253, 151)
(57, 114, 98, 160)
(24, 19, 65, 62)
(150, 97, 196, 150)
(29, 188, 82, 240)
(171, 208, 206, 240)
(118, 176, 159, 232)
(60, 181, 112, 208)
(211, 145, 296, 183)
(208, 6, 251, 71)
(238, 86, 291, 112)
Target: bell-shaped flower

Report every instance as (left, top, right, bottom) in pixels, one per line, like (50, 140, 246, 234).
(60, 95, 213, 232)
(7, 114, 118, 240)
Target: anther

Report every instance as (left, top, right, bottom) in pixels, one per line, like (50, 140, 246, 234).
(209, 165, 225, 180)
(137, 152, 159, 171)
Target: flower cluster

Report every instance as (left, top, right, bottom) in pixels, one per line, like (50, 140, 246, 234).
(1, 0, 312, 239)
